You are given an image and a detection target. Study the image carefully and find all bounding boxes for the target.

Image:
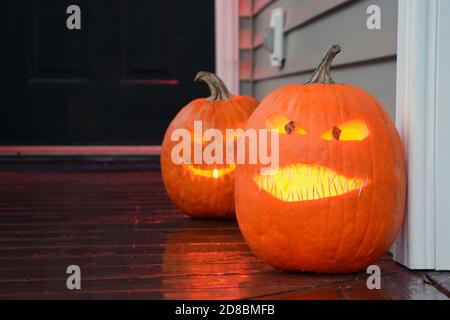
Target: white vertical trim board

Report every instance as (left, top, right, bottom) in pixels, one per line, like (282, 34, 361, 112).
(215, 0, 240, 94)
(434, 0, 450, 270)
(394, 0, 450, 270)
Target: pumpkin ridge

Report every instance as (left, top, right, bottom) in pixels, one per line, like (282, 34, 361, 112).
(331, 85, 352, 267)
(350, 85, 397, 266)
(322, 85, 333, 266)
(341, 86, 365, 268)
(342, 85, 377, 267)
(233, 98, 252, 125)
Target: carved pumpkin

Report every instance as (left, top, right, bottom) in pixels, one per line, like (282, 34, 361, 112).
(235, 46, 406, 273)
(161, 72, 259, 219)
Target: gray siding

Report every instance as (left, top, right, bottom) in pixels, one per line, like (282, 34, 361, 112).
(238, 0, 398, 119)
(239, 0, 255, 96)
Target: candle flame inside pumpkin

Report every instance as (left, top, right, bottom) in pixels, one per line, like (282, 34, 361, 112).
(186, 163, 236, 179)
(254, 164, 369, 202)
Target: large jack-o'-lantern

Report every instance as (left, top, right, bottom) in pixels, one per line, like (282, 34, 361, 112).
(161, 72, 259, 219)
(235, 46, 406, 273)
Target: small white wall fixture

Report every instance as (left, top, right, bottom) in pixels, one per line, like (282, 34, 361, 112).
(269, 7, 285, 68)
(215, 0, 240, 94)
(394, 0, 450, 270)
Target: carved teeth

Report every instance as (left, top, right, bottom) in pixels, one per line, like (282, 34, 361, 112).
(349, 179, 356, 190)
(254, 164, 368, 202)
(358, 182, 364, 197)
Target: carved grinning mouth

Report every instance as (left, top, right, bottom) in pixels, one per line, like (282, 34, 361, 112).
(186, 163, 236, 179)
(254, 164, 369, 202)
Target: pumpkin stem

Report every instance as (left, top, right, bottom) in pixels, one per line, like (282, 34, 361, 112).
(307, 45, 341, 84)
(194, 71, 233, 101)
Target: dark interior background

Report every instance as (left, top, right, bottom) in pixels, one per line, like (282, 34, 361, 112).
(0, 0, 215, 146)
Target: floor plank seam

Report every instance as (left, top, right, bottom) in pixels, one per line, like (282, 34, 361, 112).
(423, 273, 450, 298)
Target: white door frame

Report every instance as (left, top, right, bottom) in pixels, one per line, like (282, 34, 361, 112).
(393, 0, 450, 270)
(215, 0, 240, 95)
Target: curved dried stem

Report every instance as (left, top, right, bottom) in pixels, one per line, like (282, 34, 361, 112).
(307, 45, 342, 85)
(194, 71, 233, 101)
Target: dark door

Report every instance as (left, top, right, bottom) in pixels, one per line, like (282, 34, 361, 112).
(0, 0, 215, 145)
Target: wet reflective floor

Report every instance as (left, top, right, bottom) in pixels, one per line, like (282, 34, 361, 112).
(0, 171, 448, 300)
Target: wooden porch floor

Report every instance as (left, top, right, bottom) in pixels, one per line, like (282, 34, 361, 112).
(0, 170, 449, 300)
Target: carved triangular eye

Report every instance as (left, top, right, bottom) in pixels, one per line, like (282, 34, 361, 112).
(321, 120, 369, 141)
(266, 113, 307, 135)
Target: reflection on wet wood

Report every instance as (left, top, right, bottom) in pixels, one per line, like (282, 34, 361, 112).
(0, 171, 449, 300)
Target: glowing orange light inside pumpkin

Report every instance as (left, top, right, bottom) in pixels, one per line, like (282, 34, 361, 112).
(321, 119, 369, 141)
(254, 163, 369, 202)
(186, 163, 236, 179)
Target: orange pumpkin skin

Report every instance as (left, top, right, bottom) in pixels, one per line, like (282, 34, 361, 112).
(235, 46, 406, 273)
(161, 72, 259, 219)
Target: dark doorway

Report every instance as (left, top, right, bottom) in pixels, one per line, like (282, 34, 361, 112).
(0, 0, 215, 145)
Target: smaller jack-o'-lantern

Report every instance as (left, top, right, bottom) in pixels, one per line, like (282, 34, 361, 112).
(161, 72, 259, 219)
(235, 46, 406, 273)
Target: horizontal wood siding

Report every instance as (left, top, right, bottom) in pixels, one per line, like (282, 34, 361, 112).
(254, 58, 397, 118)
(239, 0, 255, 96)
(252, 0, 352, 48)
(240, 0, 398, 119)
(239, 0, 253, 17)
(240, 81, 253, 96)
